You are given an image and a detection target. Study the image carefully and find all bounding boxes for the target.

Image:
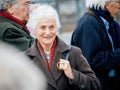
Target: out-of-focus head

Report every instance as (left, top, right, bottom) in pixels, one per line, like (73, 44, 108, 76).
(0, 42, 46, 90)
(0, 0, 31, 23)
(26, 4, 61, 38)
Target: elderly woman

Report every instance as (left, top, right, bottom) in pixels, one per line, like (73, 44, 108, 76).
(26, 5, 100, 90)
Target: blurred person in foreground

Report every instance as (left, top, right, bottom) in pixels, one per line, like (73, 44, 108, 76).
(25, 4, 100, 90)
(71, 0, 120, 90)
(0, 0, 34, 51)
(0, 41, 46, 90)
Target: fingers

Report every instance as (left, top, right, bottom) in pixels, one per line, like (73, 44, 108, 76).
(56, 59, 74, 79)
(57, 59, 69, 71)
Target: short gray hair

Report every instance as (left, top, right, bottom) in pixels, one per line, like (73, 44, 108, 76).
(85, 0, 113, 9)
(26, 4, 61, 38)
(0, 0, 17, 10)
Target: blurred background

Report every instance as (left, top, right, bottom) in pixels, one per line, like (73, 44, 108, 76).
(32, 0, 120, 44)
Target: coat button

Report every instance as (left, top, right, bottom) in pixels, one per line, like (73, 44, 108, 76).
(80, 85, 86, 90)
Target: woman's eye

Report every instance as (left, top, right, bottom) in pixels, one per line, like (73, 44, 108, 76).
(40, 26, 46, 30)
(50, 26, 54, 30)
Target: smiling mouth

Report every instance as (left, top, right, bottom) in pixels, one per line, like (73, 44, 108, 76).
(43, 37, 51, 39)
(44, 36, 52, 38)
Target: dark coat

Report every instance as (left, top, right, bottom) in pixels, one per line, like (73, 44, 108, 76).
(25, 37, 100, 90)
(0, 16, 34, 51)
(71, 11, 120, 90)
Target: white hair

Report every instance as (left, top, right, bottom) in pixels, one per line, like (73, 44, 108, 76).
(26, 4, 61, 38)
(85, 0, 113, 9)
(0, 42, 46, 90)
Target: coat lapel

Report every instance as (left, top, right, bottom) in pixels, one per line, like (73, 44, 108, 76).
(37, 55, 58, 89)
(50, 50, 64, 81)
(50, 38, 70, 81)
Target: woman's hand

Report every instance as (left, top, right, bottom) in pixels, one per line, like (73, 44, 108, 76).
(57, 59, 74, 80)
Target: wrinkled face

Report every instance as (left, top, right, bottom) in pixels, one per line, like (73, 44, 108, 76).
(11, 0, 31, 23)
(35, 18, 57, 48)
(106, 0, 120, 18)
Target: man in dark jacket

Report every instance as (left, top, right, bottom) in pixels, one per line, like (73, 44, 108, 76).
(71, 0, 120, 90)
(0, 0, 34, 51)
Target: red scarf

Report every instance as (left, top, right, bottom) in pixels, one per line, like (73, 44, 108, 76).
(0, 11, 30, 34)
(37, 40, 56, 70)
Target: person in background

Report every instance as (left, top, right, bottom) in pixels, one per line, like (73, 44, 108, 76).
(0, 0, 34, 51)
(25, 4, 100, 90)
(71, 0, 120, 90)
(0, 41, 46, 90)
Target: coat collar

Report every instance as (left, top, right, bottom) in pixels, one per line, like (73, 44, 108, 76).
(87, 9, 106, 29)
